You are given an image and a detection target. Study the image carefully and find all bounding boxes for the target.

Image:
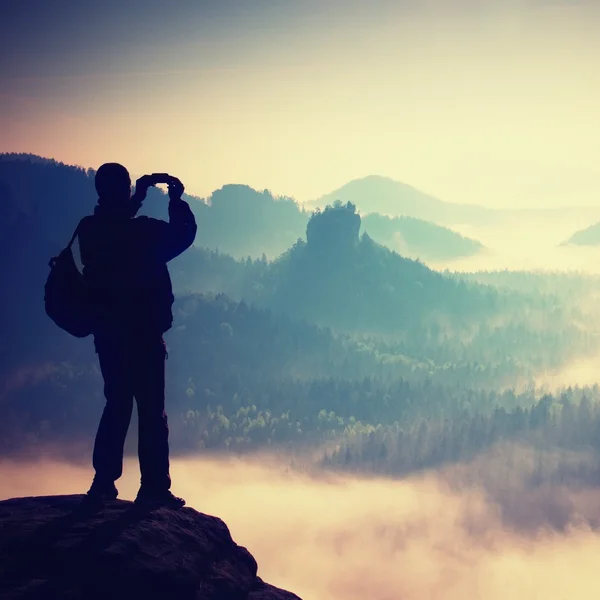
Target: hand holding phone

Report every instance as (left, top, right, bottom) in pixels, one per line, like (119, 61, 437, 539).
(168, 176, 185, 202)
(133, 173, 182, 206)
(148, 173, 172, 186)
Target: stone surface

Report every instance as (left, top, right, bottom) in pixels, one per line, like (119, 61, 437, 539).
(0, 495, 301, 600)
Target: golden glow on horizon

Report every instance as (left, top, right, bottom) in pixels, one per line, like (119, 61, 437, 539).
(2, 2, 600, 208)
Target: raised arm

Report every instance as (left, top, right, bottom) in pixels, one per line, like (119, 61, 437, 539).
(161, 177, 197, 262)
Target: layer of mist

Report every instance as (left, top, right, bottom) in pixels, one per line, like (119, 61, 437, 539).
(431, 216, 600, 273)
(2, 452, 600, 600)
(533, 351, 600, 392)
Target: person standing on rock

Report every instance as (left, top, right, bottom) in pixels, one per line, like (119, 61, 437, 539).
(78, 163, 196, 508)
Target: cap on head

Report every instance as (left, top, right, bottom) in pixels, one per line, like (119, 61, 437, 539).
(95, 163, 131, 200)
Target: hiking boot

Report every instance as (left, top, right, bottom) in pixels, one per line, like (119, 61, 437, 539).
(82, 481, 118, 505)
(134, 489, 186, 509)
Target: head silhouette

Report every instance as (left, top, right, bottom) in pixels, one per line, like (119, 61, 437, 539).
(95, 163, 131, 203)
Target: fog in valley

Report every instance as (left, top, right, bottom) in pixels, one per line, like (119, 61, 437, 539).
(431, 216, 600, 275)
(2, 450, 600, 600)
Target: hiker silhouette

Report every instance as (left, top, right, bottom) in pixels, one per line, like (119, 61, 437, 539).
(78, 163, 196, 508)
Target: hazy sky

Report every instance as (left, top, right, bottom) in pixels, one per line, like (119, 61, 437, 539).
(3, 0, 600, 207)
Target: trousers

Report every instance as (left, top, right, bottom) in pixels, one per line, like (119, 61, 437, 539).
(92, 331, 171, 492)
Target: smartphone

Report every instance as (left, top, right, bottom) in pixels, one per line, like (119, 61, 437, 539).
(149, 173, 172, 185)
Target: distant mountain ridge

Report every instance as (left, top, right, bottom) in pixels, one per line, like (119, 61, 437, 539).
(361, 213, 483, 261)
(563, 221, 600, 247)
(310, 175, 600, 226)
(312, 175, 490, 224)
(0, 154, 485, 262)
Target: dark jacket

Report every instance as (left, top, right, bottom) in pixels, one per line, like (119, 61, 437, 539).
(78, 199, 197, 335)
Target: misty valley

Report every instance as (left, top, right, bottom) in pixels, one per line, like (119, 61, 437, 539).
(2, 154, 600, 493)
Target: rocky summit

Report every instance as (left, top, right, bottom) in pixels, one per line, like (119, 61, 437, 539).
(0, 495, 301, 600)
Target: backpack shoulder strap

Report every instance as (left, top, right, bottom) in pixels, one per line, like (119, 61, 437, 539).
(66, 216, 91, 249)
(48, 217, 89, 268)
(65, 223, 81, 250)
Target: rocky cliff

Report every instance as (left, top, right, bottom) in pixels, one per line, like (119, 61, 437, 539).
(0, 495, 301, 600)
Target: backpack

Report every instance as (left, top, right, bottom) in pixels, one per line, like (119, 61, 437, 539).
(44, 219, 94, 338)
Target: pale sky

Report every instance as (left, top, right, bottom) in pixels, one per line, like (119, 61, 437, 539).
(2, 0, 600, 208)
